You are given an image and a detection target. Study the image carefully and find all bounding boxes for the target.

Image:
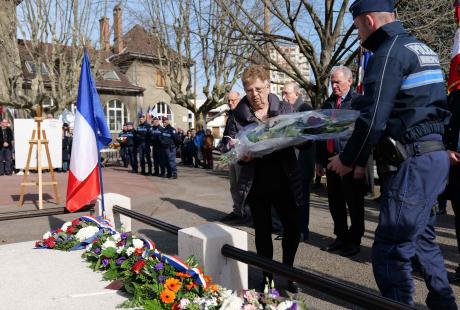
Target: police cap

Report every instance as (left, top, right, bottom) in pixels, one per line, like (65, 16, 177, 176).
(126, 121, 133, 125)
(162, 116, 169, 121)
(152, 116, 159, 120)
(349, 0, 395, 19)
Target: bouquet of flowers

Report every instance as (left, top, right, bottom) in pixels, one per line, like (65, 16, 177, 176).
(36, 217, 308, 310)
(35, 216, 114, 251)
(229, 109, 359, 161)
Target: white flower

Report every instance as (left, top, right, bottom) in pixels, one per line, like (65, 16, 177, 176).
(61, 222, 72, 231)
(219, 288, 233, 300)
(102, 240, 117, 249)
(116, 247, 123, 254)
(276, 301, 294, 310)
(75, 226, 100, 242)
(132, 238, 144, 249)
(112, 233, 121, 242)
(179, 298, 190, 309)
(85, 244, 93, 251)
(42, 231, 52, 239)
(125, 246, 135, 256)
(219, 295, 244, 310)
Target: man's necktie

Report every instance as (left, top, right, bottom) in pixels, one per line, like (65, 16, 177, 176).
(326, 96, 343, 154)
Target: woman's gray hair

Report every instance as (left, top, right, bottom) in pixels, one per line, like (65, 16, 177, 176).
(330, 65, 353, 80)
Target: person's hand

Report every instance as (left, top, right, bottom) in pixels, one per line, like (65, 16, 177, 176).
(448, 150, 460, 165)
(315, 163, 325, 177)
(353, 165, 365, 180)
(228, 138, 237, 147)
(3, 142, 8, 148)
(327, 155, 352, 176)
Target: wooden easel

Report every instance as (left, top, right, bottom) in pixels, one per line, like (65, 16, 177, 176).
(18, 105, 60, 209)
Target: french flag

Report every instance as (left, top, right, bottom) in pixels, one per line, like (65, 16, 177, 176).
(66, 51, 112, 212)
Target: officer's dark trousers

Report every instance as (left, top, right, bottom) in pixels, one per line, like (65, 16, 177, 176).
(299, 179, 310, 238)
(325, 168, 365, 245)
(0, 147, 12, 175)
(137, 143, 152, 174)
(126, 146, 137, 172)
(152, 146, 165, 175)
(372, 150, 457, 309)
(246, 176, 300, 270)
(448, 165, 460, 253)
(164, 146, 177, 177)
(120, 146, 128, 167)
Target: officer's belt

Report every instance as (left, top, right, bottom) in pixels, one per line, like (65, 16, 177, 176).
(403, 140, 445, 157)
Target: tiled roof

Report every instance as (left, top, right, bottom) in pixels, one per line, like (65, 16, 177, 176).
(18, 39, 143, 94)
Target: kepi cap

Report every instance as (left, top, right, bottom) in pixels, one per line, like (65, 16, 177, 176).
(349, 0, 395, 19)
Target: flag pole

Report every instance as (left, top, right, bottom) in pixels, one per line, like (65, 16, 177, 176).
(97, 151, 106, 218)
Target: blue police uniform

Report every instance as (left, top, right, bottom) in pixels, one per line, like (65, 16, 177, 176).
(160, 124, 179, 178)
(123, 127, 137, 173)
(135, 121, 152, 175)
(342, 2, 457, 307)
(149, 124, 166, 176)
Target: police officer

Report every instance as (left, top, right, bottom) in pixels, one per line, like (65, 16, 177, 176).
(135, 115, 152, 175)
(124, 122, 137, 173)
(328, 1, 457, 308)
(149, 117, 166, 176)
(117, 123, 129, 167)
(160, 117, 179, 179)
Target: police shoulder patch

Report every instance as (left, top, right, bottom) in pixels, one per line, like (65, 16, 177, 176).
(404, 43, 440, 67)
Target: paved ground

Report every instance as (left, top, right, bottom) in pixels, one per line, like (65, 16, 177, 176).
(0, 164, 459, 309)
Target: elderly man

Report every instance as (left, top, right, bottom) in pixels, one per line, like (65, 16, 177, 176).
(0, 119, 14, 175)
(228, 65, 302, 292)
(317, 66, 366, 257)
(280, 82, 314, 241)
(328, 1, 456, 308)
(220, 90, 253, 223)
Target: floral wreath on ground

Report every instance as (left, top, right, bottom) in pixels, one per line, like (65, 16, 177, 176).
(35, 215, 306, 310)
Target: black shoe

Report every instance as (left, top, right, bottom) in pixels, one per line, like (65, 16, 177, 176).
(152, 172, 159, 176)
(339, 244, 361, 257)
(159, 174, 166, 178)
(321, 238, 346, 252)
(449, 266, 460, 283)
(141, 171, 147, 176)
(130, 170, 138, 174)
(167, 175, 172, 178)
(287, 281, 299, 294)
(220, 212, 242, 222)
(171, 175, 177, 179)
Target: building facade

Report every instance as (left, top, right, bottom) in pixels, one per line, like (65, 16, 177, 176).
(269, 45, 310, 98)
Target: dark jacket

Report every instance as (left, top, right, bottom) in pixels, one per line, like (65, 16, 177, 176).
(340, 21, 450, 167)
(229, 93, 304, 212)
(160, 125, 180, 147)
(135, 122, 151, 145)
(316, 90, 360, 167)
(445, 91, 460, 152)
(0, 127, 13, 148)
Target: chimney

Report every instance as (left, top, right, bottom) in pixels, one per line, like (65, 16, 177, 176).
(99, 17, 110, 51)
(113, 4, 123, 54)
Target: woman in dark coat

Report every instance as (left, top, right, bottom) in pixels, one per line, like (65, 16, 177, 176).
(229, 65, 303, 292)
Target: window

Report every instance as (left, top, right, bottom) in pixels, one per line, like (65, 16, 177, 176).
(99, 70, 120, 81)
(104, 99, 129, 132)
(153, 101, 172, 121)
(155, 69, 165, 88)
(25, 61, 49, 75)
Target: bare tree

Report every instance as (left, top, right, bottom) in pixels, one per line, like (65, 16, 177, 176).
(217, 0, 358, 107)
(396, 0, 454, 72)
(130, 0, 255, 125)
(0, 0, 110, 115)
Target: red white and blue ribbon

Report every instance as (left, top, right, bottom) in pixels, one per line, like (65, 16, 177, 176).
(80, 215, 116, 234)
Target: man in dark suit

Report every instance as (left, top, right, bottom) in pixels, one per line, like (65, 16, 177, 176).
(316, 66, 366, 257)
(0, 118, 14, 175)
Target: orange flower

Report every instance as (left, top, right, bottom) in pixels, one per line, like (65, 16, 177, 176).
(160, 289, 176, 304)
(209, 284, 219, 293)
(176, 272, 191, 278)
(165, 278, 181, 293)
(186, 282, 196, 290)
(204, 275, 212, 283)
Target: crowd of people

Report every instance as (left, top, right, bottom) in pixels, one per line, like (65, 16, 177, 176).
(116, 116, 216, 179)
(217, 0, 460, 307)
